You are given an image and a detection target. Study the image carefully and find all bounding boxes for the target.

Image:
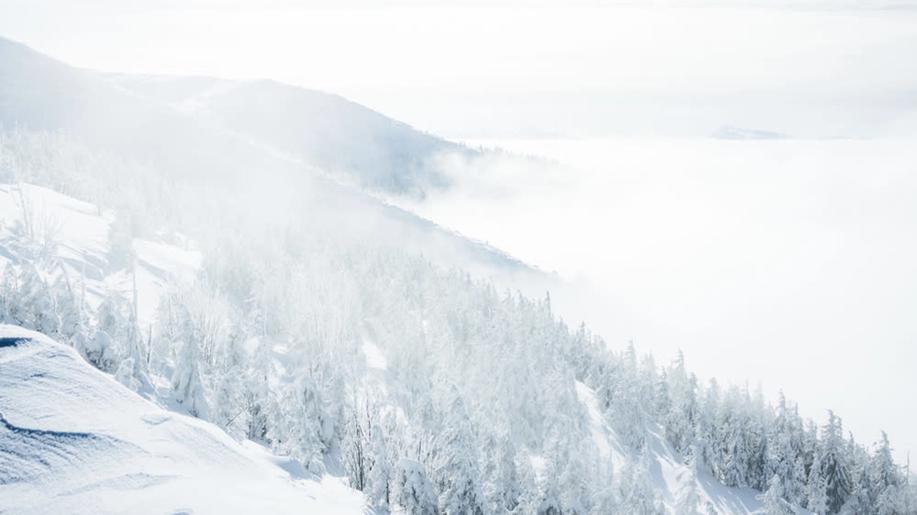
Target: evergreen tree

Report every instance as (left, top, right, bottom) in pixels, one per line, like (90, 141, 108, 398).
(482, 433, 522, 514)
(841, 457, 871, 515)
(394, 458, 437, 515)
(433, 391, 484, 515)
(50, 272, 83, 344)
(675, 469, 703, 515)
(213, 362, 244, 435)
(268, 379, 323, 474)
(16, 264, 55, 335)
(513, 456, 541, 515)
(807, 451, 830, 514)
(617, 456, 664, 515)
(665, 350, 697, 458)
(870, 432, 901, 498)
(170, 308, 209, 418)
(367, 428, 392, 511)
(821, 411, 851, 512)
(759, 474, 793, 515)
(88, 290, 133, 371)
(0, 264, 17, 322)
(244, 338, 273, 441)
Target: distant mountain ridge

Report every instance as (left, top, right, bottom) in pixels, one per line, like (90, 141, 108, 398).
(0, 35, 537, 283)
(108, 73, 475, 196)
(0, 35, 473, 197)
(711, 125, 789, 140)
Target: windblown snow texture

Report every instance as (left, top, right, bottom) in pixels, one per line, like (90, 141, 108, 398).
(0, 326, 365, 515)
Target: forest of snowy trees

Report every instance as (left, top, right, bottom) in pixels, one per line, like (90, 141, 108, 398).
(1, 130, 915, 514)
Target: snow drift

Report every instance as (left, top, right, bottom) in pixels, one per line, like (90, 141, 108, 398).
(0, 325, 365, 515)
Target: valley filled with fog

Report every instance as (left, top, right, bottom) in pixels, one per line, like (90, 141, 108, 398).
(397, 136, 917, 464)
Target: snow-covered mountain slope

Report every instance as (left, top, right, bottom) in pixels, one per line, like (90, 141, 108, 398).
(0, 36, 539, 285)
(0, 183, 199, 325)
(0, 325, 366, 515)
(574, 381, 799, 514)
(109, 74, 475, 196)
(0, 37, 268, 183)
(360, 326, 790, 515)
(0, 35, 472, 198)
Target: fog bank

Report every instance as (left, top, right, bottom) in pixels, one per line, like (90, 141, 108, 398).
(399, 137, 917, 462)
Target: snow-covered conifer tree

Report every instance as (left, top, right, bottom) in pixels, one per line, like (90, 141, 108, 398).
(16, 264, 55, 335)
(821, 411, 851, 512)
(244, 338, 273, 441)
(433, 391, 484, 515)
(807, 450, 830, 514)
(616, 456, 664, 515)
(394, 458, 437, 515)
(170, 305, 209, 418)
(513, 455, 541, 515)
(759, 474, 793, 515)
(269, 379, 323, 473)
(367, 428, 392, 511)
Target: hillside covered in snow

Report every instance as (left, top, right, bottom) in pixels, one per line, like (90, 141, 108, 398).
(0, 35, 915, 515)
(0, 183, 790, 515)
(0, 326, 365, 514)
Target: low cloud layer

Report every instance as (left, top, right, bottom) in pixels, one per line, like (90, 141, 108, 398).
(401, 137, 917, 462)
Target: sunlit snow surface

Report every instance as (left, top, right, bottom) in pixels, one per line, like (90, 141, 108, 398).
(0, 184, 369, 513)
(0, 326, 366, 514)
(574, 381, 803, 514)
(0, 183, 200, 324)
(361, 338, 388, 371)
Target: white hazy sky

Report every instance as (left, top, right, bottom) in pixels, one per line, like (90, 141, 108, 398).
(2, 0, 917, 137)
(1, 0, 916, 459)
